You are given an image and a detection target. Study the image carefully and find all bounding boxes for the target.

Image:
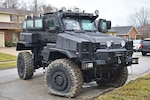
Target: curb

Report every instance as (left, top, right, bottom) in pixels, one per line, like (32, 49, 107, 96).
(0, 60, 17, 64)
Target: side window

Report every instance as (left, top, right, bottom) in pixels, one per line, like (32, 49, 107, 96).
(22, 21, 26, 29)
(82, 20, 95, 30)
(46, 19, 55, 30)
(27, 20, 33, 28)
(35, 19, 43, 28)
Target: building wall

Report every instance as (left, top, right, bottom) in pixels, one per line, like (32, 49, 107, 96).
(0, 13, 24, 47)
(0, 32, 5, 47)
(0, 14, 10, 22)
(129, 28, 137, 39)
(4, 30, 13, 42)
(3, 30, 20, 43)
(19, 16, 25, 23)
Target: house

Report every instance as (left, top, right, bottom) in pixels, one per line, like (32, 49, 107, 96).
(0, 7, 31, 47)
(108, 26, 139, 40)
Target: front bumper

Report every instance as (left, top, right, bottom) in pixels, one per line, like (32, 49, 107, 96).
(81, 49, 132, 69)
(95, 49, 127, 65)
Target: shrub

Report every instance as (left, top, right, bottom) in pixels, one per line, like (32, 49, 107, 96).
(5, 41, 16, 47)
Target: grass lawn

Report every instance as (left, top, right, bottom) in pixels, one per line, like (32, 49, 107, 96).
(97, 73, 150, 100)
(0, 52, 17, 69)
(0, 52, 17, 62)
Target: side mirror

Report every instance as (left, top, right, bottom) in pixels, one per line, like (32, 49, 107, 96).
(97, 19, 111, 33)
(107, 21, 111, 29)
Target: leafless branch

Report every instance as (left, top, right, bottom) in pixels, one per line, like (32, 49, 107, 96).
(128, 7, 150, 27)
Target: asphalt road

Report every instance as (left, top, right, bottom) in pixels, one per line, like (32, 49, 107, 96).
(0, 52, 150, 100)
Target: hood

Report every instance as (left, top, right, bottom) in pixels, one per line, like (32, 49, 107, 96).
(62, 31, 125, 43)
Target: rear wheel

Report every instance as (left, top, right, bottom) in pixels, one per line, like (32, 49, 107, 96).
(17, 52, 34, 80)
(97, 67, 128, 87)
(45, 59, 83, 98)
(142, 51, 146, 56)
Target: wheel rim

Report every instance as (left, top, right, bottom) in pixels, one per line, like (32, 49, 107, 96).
(50, 71, 68, 91)
(18, 57, 24, 77)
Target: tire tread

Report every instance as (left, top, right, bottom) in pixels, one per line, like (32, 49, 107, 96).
(17, 52, 34, 80)
(45, 59, 83, 98)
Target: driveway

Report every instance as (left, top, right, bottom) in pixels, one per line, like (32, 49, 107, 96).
(0, 47, 28, 56)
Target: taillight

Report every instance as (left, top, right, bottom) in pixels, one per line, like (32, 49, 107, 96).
(139, 44, 142, 49)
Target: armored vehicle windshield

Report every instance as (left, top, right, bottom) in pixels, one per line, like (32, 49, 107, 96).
(63, 18, 96, 31)
(61, 12, 97, 32)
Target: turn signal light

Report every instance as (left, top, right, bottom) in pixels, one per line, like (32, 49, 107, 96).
(83, 63, 93, 69)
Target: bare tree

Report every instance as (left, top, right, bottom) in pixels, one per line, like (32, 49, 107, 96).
(0, 0, 53, 15)
(33, 0, 38, 15)
(128, 7, 150, 27)
(140, 32, 150, 39)
(0, 1, 3, 7)
(19, 1, 28, 10)
(28, 0, 50, 15)
(1, 0, 20, 9)
(39, 4, 53, 14)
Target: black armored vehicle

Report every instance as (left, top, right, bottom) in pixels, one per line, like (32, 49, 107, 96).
(16, 8, 133, 97)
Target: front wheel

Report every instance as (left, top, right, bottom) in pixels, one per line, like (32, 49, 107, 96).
(45, 59, 83, 98)
(97, 67, 128, 87)
(111, 67, 128, 87)
(17, 52, 34, 80)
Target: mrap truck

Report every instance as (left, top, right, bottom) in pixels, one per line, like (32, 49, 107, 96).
(16, 8, 134, 97)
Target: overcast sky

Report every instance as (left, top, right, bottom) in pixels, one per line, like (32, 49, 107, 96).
(45, 0, 150, 27)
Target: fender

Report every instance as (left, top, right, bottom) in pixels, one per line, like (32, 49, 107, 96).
(42, 47, 78, 62)
(16, 41, 40, 50)
(49, 48, 77, 58)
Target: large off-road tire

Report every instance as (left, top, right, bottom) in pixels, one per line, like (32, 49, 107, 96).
(45, 59, 83, 98)
(17, 52, 34, 80)
(110, 67, 128, 87)
(142, 51, 146, 56)
(97, 67, 128, 87)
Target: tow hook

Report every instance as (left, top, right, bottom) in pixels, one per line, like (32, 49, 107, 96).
(118, 56, 121, 64)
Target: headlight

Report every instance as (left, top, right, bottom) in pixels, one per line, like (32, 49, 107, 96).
(121, 41, 126, 47)
(106, 41, 112, 47)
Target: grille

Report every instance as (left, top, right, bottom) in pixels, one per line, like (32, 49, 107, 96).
(100, 43, 122, 49)
(81, 53, 92, 60)
(112, 43, 121, 49)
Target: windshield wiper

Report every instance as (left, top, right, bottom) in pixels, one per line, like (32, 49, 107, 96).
(65, 29, 85, 33)
(85, 30, 97, 32)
